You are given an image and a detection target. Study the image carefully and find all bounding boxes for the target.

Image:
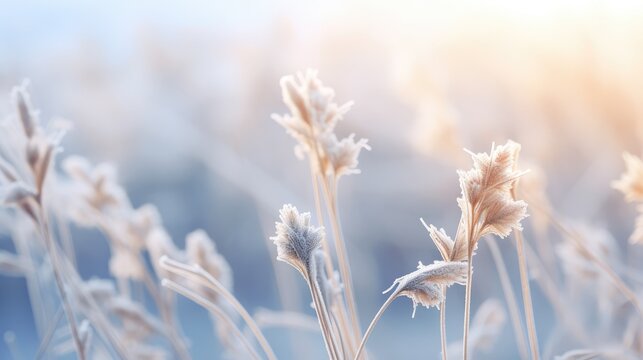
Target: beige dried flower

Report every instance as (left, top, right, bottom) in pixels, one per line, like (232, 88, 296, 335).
(453, 141, 528, 260)
(62, 156, 128, 216)
(270, 204, 324, 275)
(9, 84, 67, 196)
(108, 246, 146, 280)
(125, 204, 161, 250)
(383, 261, 468, 317)
(613, 152, 643, 202)
(186, 229, 233, 290)
(323, 133, 371, 177)
(613, 153, 643, 244)
(272, 70, 369, 178)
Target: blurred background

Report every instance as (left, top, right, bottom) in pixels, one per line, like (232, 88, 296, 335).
(1, 0, 643, 358)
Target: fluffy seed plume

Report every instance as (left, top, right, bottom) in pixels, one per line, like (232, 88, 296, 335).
(270, 204, 324, 275)
(383, 261, 467, 317)
(272, 69, 369, 178)
(452, 141, 528, 260)
(186, 229, 233, 290)
(613, 152, 643, 202)
(613, 152, 643, 244)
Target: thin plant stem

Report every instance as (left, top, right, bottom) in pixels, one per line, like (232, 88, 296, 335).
(35, 306, 63, 360)
(487, 237, 529, 360)
(160, 257, 277, 360)
(439, 287, 447, 360)
(310, 163, 334, 277)
(308, 274, 341, 360)
(320, 176, 362, 342)
(162, 279, 261, 360)
(462, 204, 476, 360)
(462, 253, 473, 360)
(354, 290, 397, 360)
(514, 230, 540, 360)
(529, 198, 643, 316)
(333, 298, 357, 356)
(58, 254, 130, 359)
(13, 227, 47, 338)
(257, 210, 308, 360)
(55, 211, 76, 268)
(138, 257, 191, 360)
(311, 166, 357, 355)
(36, 204, 85, 360)
(100, 223, 190, 360)
(521, 240, 590, 344)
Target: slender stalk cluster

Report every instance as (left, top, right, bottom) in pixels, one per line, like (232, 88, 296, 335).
(4, 71, 643, 360)
(453, 141, 529, 360)
(273, 70, 370, 357)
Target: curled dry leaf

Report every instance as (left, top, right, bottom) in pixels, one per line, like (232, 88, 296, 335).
(421, 218, 454, 261)
(383, 261, 467, 317)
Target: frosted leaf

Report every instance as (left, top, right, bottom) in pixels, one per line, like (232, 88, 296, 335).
(270, 204, 324, 275)
(384, 261, 467, 317)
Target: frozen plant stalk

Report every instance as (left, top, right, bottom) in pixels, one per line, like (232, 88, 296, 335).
(453, 141, 529, 360)
(271, 204, 343, 359)
(354, 260, 467, 360)
(273, 70, 370, 350)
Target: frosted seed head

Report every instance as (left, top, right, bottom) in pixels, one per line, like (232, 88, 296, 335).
(11, 83, 38, 139)
(613, 152, 643, 202)
(108, 247, 145, 280)
(323, 133, 370, 178)
(186, 229, 233, 290)
(270, 204, 324, 275)
(456, 140, 528, 252)
(273, 70, 367, 178)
